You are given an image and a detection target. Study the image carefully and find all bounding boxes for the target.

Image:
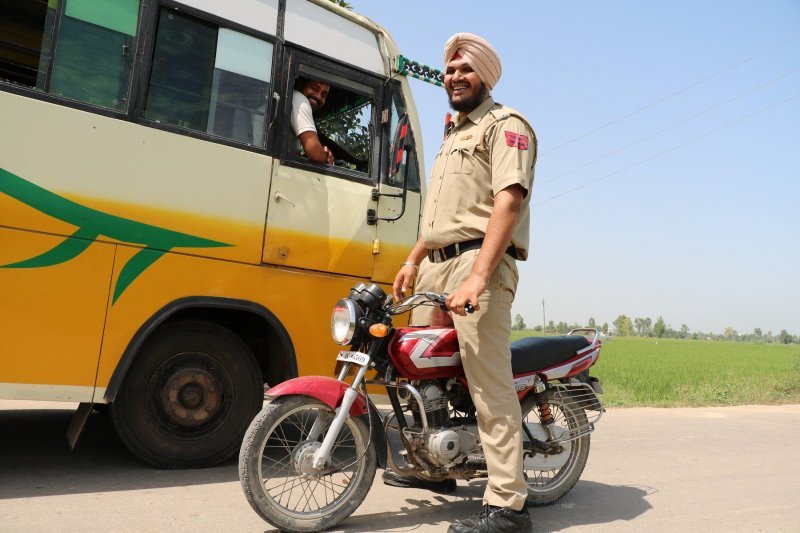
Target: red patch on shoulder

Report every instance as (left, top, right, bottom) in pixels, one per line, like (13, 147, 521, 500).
(504, 131, 529, 150)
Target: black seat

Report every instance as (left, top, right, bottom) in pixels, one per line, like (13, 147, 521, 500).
(510, 335, 591, 374)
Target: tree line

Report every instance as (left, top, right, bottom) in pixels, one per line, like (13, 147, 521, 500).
(512, 314, 797, 344)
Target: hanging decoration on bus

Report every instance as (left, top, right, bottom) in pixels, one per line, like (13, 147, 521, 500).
(395, 55, 445, 87)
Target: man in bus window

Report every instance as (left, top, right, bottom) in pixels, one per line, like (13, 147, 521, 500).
(291, 78, 334, 165)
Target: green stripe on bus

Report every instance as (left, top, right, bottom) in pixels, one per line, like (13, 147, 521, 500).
(0, 167, 230, 303)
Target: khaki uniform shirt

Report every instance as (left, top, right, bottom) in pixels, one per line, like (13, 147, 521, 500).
(420, 97, 537, 260)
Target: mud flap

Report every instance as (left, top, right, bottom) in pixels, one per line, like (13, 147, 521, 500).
(66, 402, 93, 450)
(366, 399, 388, 469)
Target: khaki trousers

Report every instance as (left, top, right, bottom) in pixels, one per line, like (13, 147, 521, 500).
(413, 250, 528, 510)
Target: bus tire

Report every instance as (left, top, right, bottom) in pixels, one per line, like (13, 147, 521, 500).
(110, 320, 262, 468)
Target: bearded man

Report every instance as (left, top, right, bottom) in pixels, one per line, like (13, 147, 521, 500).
(291, 78, 333, 165)
(389, 32, 537, 533)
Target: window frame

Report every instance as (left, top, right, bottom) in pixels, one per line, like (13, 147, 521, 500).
(0, 0, 148, 120)
(0, 0, 399, 163)
(132, 0, 280, 154)
(0, 0, 282, 157)
(276, 46, 385, 185)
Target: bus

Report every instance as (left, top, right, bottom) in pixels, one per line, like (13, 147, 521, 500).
(0, 0, 426, 468)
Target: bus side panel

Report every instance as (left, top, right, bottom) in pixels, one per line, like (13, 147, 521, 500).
(0, 227, 112, 401)
(0, 92, 272, 266)
(94, 249, 369, 394)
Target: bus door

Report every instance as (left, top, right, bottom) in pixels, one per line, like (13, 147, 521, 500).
(372, 81, 423, 284)
(263, 52, 380, 279)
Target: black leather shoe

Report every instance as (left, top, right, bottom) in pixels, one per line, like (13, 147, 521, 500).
(381, 470, 457, 493)
(447, 504, 533, 533)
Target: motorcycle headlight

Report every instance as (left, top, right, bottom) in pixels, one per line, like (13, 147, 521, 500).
(331, 298, 359, 345)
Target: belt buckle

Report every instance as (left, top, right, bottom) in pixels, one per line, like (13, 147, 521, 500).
(433, 248, 443, 263)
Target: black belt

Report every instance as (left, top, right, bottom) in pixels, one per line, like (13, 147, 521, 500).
(427, 238, 518, 263)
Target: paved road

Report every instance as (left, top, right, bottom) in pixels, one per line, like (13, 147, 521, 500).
(1, 401, 798, 532)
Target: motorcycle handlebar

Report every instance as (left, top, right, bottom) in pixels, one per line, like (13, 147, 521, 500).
(388, 292, 474, 315)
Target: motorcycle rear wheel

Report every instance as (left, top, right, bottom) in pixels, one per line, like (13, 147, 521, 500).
(521, 389, 591, 506)
(239, 395, 376, 532)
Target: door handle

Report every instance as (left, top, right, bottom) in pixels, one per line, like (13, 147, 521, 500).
(274, 192, 296, 207)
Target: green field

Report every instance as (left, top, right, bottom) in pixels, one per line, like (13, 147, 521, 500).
(511, 333, 800, 407)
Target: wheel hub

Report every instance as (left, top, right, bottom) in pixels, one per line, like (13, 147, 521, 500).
(159, 366, 222, 427)
(292, 441, 323, 478)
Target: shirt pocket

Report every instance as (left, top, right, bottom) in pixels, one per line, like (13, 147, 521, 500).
(444, 140, 478, 175)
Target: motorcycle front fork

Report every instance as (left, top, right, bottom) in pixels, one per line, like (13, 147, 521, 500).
(310, 361, 370, 469)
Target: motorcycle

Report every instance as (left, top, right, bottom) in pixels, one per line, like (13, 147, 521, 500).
(239, 282, 604, 532)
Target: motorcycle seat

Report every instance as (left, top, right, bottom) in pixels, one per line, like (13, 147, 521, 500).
(510, 335, 591, 374)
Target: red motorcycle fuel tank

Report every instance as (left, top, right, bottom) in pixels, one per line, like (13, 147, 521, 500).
(388, 327, 465, 380)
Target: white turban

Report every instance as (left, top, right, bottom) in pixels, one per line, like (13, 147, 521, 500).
(443, 33, 502, 90)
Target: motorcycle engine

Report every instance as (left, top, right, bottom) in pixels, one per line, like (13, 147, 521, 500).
(427, 429, 461, 464)
(407, 381, 480, 467)
(410, 381, 450, 428)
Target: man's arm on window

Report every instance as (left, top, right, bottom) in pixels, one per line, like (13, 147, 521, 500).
(298, 131, 333, 165)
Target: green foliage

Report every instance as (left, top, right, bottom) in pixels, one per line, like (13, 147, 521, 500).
(653, 316, 666, 338)
(613, 314, 634, 336)
(634, 317, 652, 337)
(316, 99, 372, 167)
(585, 337, 800, 407)
(512, 314, 527, 331)
(508, 333, 800, 407)
(328, 0, 353, 9)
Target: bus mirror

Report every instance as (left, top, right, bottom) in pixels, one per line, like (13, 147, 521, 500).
(372, 112, 411, 223)
(389, 113, 409, 179)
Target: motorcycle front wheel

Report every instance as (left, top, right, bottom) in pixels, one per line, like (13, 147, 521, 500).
(239, 395, 377, 532)
(521, 389, 591, 506)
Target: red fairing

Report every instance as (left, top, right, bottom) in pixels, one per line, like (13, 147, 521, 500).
(266, 376, 368, 416)
(388, 327, 465, 380)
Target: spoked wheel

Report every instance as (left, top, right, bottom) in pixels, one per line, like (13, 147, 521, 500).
(239, 395, 376, 532)
(521, 389, 591, 506)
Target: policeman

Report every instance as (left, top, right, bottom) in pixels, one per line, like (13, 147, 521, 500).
(391, 33, 536, 533)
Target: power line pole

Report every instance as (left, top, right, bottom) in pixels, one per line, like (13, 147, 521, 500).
(542, 299, 546, 335)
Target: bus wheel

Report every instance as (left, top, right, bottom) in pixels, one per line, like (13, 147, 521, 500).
(111, 320, 262, 468)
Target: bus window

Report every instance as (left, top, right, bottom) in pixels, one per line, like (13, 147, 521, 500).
(144, 8, 273, 147)
(290, 74, 373, 175)
(0, 0, 53, 87)
(0, 0, 140, 111)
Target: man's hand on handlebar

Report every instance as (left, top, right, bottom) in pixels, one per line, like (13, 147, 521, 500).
(445, 274, 486, 316)
(439, 298, 474, 314)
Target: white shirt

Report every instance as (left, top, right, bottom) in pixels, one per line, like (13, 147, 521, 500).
(291, 90, 316, 152)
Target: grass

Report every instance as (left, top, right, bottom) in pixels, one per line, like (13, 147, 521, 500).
(511, 333, 800, 408)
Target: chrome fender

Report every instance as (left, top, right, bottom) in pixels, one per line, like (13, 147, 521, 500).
(266, 376, 369, 416)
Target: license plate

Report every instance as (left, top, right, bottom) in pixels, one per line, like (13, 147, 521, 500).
(336, 350, 370, 366)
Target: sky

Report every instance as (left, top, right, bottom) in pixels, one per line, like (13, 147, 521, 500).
(355, 0, 800, 335)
